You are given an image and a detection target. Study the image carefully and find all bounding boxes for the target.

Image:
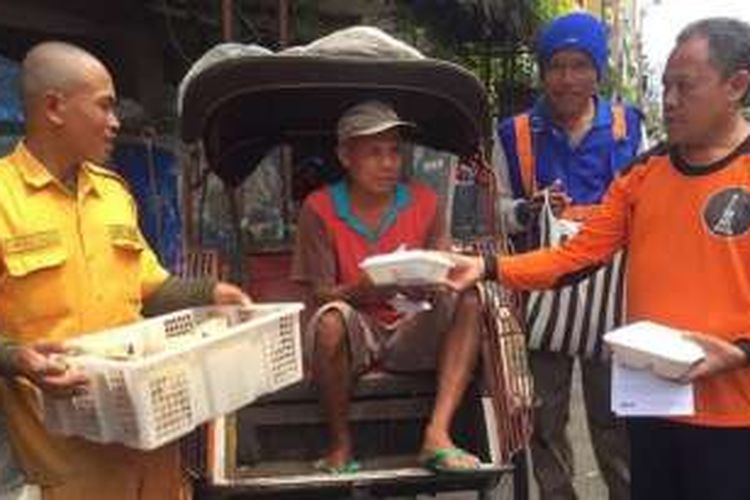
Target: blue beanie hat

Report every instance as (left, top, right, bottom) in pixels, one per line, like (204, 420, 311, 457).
(537, 12, 609, 79)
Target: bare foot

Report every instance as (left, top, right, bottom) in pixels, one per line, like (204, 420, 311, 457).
(321, 444, 353, 469)
(314, 442, 361, 474)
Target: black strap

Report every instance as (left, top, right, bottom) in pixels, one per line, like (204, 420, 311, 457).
(733, 338, 750, 364)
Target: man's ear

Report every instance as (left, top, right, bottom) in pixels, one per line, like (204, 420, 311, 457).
(727, 69, 750, 107)
(43, 90, 66, 127)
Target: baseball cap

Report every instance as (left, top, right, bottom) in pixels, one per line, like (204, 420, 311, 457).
(337, 100, 415, 143)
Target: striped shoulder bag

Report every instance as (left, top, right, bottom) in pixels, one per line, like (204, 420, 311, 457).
(513, 109, 627, 359)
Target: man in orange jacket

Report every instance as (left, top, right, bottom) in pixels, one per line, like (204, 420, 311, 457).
(447, 17, 750, 500)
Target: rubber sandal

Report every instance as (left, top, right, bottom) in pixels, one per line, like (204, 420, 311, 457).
(313, 458, 362, 474)
(418, 447, 481, 474)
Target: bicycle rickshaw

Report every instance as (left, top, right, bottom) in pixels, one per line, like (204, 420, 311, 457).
(178, 27, 533, 499)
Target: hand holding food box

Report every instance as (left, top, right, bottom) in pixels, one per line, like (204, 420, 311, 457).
(604, 321, 705, 380)
(359, 249, 454, 286)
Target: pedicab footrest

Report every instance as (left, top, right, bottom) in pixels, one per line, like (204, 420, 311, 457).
(203, 463, 512, 497)
(42, 303, 304, 450)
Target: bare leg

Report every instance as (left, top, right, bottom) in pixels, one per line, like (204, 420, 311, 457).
(313, 309, 353, 467)
(421, 289, 482, 467)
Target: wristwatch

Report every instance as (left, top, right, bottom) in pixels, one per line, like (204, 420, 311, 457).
(481, 250, 498, 282)
(732, 338, 750, 364)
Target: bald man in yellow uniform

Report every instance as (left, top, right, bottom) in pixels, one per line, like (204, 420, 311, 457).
(0, 41, 250, 499)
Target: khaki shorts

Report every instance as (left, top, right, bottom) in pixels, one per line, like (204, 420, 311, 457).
(304, 294, 456, 376)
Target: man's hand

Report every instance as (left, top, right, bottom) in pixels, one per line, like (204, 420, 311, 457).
(679, 332, 747, 383)
(213, 281, 253, 307)
(443, 253, 485, 291)
(11, 342, 88, 398)
(396, 283, 449, 302)
(348, 275, 400, 304)
(530, 181, 571, 217)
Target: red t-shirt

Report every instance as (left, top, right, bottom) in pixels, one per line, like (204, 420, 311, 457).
(292, 180, 444, 325)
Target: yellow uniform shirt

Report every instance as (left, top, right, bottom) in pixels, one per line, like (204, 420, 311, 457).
(0, 142, 171, 486)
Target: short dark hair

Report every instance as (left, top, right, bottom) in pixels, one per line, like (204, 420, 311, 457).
(677, 17, 750, 102)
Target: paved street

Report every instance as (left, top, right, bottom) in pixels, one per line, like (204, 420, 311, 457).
(556, 363, 608, 500)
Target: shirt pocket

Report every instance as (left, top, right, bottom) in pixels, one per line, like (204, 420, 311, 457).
(111, 237, 144, 254)
(4, 244, 66, 277)
(108, 224, 144, 304)
(2, 236, 71, 320)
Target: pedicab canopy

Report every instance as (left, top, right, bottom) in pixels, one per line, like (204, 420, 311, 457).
(178, 27, 492, 187)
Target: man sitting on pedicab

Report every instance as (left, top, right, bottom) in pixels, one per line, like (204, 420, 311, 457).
(292, 100, 483, 474)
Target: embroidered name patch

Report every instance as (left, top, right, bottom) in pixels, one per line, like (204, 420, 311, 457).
(2, 230, 62, 254)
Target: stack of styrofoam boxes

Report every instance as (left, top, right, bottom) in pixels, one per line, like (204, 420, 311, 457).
(43, 303, 304, 450)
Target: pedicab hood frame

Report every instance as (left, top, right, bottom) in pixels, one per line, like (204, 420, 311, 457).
(179, 55, 492, 186)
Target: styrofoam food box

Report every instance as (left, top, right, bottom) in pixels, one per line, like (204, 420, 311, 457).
(360, 250, 454, 285)
(604, 321, 705, 379)
(43, 303, 304, 450)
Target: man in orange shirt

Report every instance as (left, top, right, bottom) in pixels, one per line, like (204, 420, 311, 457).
(447, 17, 750, 500)
(0, 41, 250, 500)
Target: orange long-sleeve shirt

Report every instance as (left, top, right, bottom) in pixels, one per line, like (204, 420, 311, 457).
(500, 138, 750, 427)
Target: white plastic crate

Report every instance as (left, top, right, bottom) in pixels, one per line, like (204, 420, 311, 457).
(43, 303, 304, 450)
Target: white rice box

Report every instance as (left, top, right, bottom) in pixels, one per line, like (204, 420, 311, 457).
(604, 321, 705, 380)
(44, 303, 304, 450)
(360, 249, 454, 285)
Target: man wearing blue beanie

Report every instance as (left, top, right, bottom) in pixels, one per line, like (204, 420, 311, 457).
(495, 10, 645, 500)
(538, 11, 609, 80)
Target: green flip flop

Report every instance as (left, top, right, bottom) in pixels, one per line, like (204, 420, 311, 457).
(313, 458, 362, 474)
(419, 447, 481, 474)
